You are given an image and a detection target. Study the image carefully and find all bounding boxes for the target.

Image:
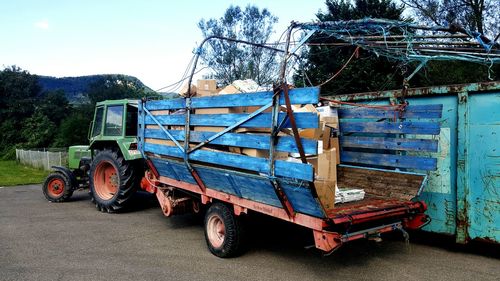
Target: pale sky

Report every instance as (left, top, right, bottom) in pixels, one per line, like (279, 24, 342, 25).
(0, 0, 326, 90)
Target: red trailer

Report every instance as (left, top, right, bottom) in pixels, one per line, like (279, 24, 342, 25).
(137, 83, 439, 257)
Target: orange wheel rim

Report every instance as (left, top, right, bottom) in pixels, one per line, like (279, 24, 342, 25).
(47, 178, 65, 198)
(93, 161, 119, 200)
(207, 214, 225, 248)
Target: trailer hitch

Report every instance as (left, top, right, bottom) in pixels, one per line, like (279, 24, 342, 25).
(395, 224, 410, 245)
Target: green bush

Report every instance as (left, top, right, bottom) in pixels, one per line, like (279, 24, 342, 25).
(0, 147, 17, 161)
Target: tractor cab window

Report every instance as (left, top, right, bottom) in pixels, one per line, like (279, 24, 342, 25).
(125, 105, 138, 136)
(104, 105, 124, 136)
(92, 107, 104, 137)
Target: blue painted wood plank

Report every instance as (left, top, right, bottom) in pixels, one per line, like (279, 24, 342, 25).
(145, 98, 186, 110)
(340, 136, 438, 152)
(145, 87, 320, 110)
(338, 104, 443, 119)
(145, 129, 318, 154)
(150, 158, 183, 181)
(339, 121, 440, 135)
(340, 151, 438, 170)
(192, 87, 320, 109)
(281, 182, 324, 218)
(145, 112, 319, 129)
(194, 167, 240, 196)
(144, 143, 314, 181)
(150, 157, 324, 218)
(227, 173, 282, 207)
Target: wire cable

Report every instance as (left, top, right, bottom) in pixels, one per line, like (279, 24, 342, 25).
(316, 46, 360, 87)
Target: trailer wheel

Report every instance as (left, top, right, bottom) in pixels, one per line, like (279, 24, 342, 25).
(204, 203, 245, 258)
(89, 149, 137, 213)
(43, 172, 73, 202)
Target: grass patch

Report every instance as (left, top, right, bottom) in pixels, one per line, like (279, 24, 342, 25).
(0, 161, 49, 186)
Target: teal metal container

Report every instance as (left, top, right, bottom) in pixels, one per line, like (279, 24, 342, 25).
(332, 81, 500, 244)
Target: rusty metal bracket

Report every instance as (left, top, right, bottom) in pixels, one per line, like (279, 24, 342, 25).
(183, 97, 208, 193)
(282, 84, 307, 163)
(282, 84, 326, 217)
(270, 179, 295, 218)
(266, 25, 297, 218)
(266, 84, 296, 218)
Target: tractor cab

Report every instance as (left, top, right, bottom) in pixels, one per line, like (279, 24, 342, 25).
(89, 99, 142, 161)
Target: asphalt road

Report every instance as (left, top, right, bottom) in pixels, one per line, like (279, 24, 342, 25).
(0, 184, 499, 281)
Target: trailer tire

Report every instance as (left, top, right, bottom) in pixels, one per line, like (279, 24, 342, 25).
(204, 203, 246, 258)
(43, 172, 74, 202)
(89, 149, 137, 213)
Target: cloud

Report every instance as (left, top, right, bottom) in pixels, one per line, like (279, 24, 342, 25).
(34, 20, 49, 30)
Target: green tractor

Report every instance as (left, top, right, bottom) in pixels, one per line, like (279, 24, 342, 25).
(43, 99, 144, 212)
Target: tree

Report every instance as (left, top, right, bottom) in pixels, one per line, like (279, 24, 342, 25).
(86, 74, 152, 105)
(400, 0, 500, 84)
(198, 5, 279, 86)
(52, 108, 93, 147)
(38, 90, 70, 126)
(21, 109, 56, 148)
(294, 0, 407, 95)
(401, 0, 500, 37)
(0, 66, 41, 152)
(0, 66, 40, 123)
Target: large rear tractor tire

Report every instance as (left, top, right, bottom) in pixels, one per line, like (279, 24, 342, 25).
(43, 172, 74, 202)
(204, 203, 246, 258)
(89, 149, 138, 213)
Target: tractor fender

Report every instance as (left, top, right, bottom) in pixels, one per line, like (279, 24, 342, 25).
(51, 166, 78, 190)
(79, 157, 91, 174)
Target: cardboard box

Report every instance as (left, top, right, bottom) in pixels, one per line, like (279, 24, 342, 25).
(179, 83, 197, 97)
(229, 147, 242, 154)
(316, 106, 338, 118)
(293, 104, 317, 114)
(195, 107, 233, 114)
(241, 148, 288, 159)
(295, 104, 321, 139)
(321, 116, 339, 127)
(241, 105, 273, 113)
(317, 148, 337, 181)
(315, 178, 336, 210)
(219, 84, 240, 95)
(193, 126, 225, 132)
(235, 128, 271, 134)
(197, 89, 218, 97)
(322, 125, 340, 163)
(306, 156, 318, 171)
(331, 138, 340, 163)
(312, 148, 338, 210)
(193, 106, 233, 132)
(218, 84, 271, 113)
(171, 125, 184, 131)
(299, 120, 324, 139)
(232, 79, 262, 92)
(197, 79, 217, 92)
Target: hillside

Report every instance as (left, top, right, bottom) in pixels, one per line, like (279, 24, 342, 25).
(37, 74, 157, 103)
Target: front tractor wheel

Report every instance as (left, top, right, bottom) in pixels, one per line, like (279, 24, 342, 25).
(204, 203, 246, 258)
(89, 149, 138, 213)
(43, 173, 73, 202)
